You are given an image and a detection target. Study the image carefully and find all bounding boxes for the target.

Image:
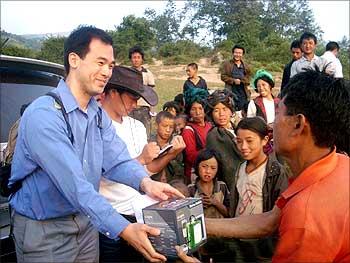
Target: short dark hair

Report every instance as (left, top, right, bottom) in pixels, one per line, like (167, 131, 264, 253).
(163, 101, 180, 114)
(281, 70, 350, 154)
(232, 44, 245, 54)
(300, 32, 317, 45)
(194, 148, 222, 180)
(64, 25, 113, 74)
(290, 40, 301, 50)
(236, 117, 269, 140)
(326, 41, 340, 52)
(128, 46, 145, 60)
(187, 63, 198, 70)
(155, 111, 175, 124)
(174, 93, 184, 106)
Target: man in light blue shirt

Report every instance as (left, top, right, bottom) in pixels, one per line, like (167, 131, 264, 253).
(9, 25, 182, 263)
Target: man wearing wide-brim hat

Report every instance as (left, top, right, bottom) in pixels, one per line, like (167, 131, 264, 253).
(98, 65, 186, 262)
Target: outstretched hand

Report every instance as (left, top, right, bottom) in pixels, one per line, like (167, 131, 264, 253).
(141, 177, 185, 201)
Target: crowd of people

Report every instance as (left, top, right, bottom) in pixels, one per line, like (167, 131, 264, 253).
(4, 25, 349, 263)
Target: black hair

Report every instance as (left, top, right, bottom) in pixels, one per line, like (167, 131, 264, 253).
(155, 111, 175, 124)
(187, 63, 198, 70)
(236, 117, 269, 140)
(163, 101, 180, 114)
(64, 25, 113, 74)
(128, 46, 145, 60)
(290, 39, 301, 50)
(300, 32, 317, 45)
(174, 93, 184, 106)
(326, 41, 340, 52)
(194, 148, 222, 180)
(254, 76, 275, 90)
(232, 44, 245, 54)
(281, 70, 350, 154)
(206, 89, 235, 117)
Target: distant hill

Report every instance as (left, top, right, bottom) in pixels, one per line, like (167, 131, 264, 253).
(0, 30, 69, 51)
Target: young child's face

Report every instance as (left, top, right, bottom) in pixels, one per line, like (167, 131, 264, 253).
(166, 107, 177, 117)
(175, 118, 186, 134)
(257, 79, 272, 98)
(198, 157, 218, 183)
(157, 117, 175, 141)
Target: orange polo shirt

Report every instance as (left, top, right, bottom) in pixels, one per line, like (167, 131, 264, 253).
(273, 150, 349, 262)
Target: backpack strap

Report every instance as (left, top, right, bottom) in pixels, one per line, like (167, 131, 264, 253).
(46, 91, 74, 144)
(184, 124, 204, 151)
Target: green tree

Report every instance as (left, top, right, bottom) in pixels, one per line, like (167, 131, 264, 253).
(110, 15, 155, 62)
(1, 43, 37, 58)
(37, 36, 65, 64)
(145, 0, 182, 47)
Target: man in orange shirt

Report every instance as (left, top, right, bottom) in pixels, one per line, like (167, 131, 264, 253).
(205, 70, 349, 262)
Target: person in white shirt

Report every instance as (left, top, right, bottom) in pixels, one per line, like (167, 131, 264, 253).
(97, 66, 186, 262)
(128, 46, 157, 140)
(247, 70, 279, 127)
(290, 32, 326, 78)
(321, 41, 343, 78)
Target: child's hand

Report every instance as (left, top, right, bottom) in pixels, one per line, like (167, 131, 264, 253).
(200, 194, 213, 208)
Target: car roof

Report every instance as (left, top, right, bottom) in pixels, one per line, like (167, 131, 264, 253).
(0, 55, 65, 77)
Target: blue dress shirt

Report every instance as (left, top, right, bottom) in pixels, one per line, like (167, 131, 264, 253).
(9, 79, 148, 239)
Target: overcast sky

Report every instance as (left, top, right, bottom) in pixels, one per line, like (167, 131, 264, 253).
(1, 1, 349, 42)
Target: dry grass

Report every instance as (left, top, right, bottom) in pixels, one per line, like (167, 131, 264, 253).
(148, 61, 282, 112)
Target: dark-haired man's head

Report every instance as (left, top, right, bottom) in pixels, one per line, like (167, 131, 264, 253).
(232, 44, 245, 62)
(156, 111, 175, 142)
(275, 70, 350, 156)
(64, 25, 114, 75)
(326, 41, 340, 57)
(129, 46, 145, 70)
(299, 32, 317, 56)
(290, 40, 302, 61)
(186, 63, 199, 78)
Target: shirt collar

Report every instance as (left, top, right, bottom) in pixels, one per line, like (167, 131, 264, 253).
(56, 79, 99, 115)
(281, 148, 338, 200)
(300, 54, 319, 62)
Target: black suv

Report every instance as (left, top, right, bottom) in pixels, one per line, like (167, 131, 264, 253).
(0, 55, 65, 262)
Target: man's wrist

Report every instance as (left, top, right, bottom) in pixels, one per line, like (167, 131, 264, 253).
(140, 177, 152, 192)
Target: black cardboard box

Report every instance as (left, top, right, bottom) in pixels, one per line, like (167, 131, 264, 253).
(143, 198, 206, 258)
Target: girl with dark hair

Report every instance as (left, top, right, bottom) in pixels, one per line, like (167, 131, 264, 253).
(230, 117, 288, 261)
(182, 87, 211, 184)
(248, 70, 280, 154)
(206, 89, 243, 191)
(188, 149, 230, 218)
(248, 70, 279, 125)
(183, 63, 208, 93)
(188, 149, 231, 262)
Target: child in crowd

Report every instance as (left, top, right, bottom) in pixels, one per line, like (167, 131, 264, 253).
(248, 70, 280, 154)
(230, 117, 288, 261)
(248, 69, 279, 126)
(174, 114, 187, 135)
(183, 63, 208, 93)
(188, 149, 229, 219)
(163, 101, 180, 117)
(151, 111, 184, 182)
(188, 149, 231, 263)
(174, 93, 185, 114)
